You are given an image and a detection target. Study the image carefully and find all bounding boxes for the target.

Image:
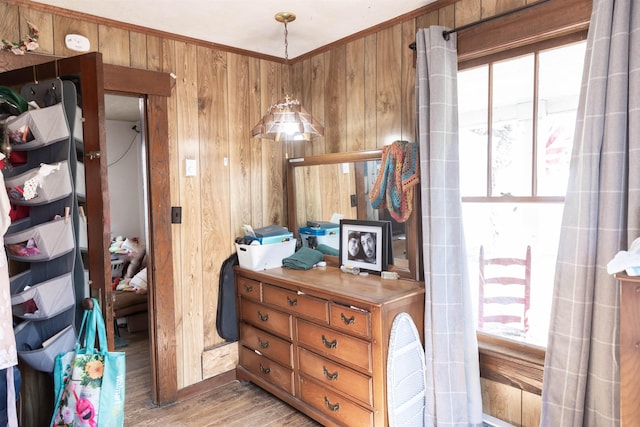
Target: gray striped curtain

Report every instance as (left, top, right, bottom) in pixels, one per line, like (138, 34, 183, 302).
(415, 26, 483, 426)
(541, 0, 640, 425)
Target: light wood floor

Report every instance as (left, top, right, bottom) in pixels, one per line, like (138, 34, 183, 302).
(121, 328, 321, 426)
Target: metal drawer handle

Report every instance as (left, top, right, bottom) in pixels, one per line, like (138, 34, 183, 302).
(322, 335, 337, 349)
(257, 311, 269, 322)
(258, 337, 269, 349)
(324, 396, 340, 412)
(259, 363, 271, 375)
(287, 296, 298, 306)
(243, 283, 253, 292)
(323, 366, 338, 381)
(340, 313, 355, 325)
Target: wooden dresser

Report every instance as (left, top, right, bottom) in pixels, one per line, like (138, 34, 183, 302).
(615, 274, 640, 425)
(235, 266, 425, 426)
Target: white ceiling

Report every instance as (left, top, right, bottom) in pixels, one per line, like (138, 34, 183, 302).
(30, 0, 436, 59)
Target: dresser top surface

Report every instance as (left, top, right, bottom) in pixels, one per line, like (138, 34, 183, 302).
(236, 266, 425, 306)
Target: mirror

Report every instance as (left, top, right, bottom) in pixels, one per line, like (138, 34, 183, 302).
(287, 150, 422, 281)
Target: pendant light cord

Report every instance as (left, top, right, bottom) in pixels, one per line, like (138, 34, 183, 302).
(283, 19, 289, 64)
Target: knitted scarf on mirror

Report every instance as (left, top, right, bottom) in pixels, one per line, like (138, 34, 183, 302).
(369, 140, 419, 222)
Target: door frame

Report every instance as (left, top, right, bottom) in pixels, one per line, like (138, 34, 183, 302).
(0, 52, 177, 405)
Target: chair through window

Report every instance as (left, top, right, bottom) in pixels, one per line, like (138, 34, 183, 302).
(478, 245, 531, 336)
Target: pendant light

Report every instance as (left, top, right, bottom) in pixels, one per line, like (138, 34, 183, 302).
(251, 12, 324, 142)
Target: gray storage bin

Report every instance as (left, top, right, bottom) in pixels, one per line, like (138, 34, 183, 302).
(5, 216, 75, 262)
(4, 160, 72, 206)
(10, 271, 75, 320)
(14, 314, 76, 373)
(5, 103, 70, 151)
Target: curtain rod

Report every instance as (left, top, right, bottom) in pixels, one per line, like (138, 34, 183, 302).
(408, 0, 552, 50)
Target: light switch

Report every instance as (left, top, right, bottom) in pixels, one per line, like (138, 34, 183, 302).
(185, 159, 197, 176)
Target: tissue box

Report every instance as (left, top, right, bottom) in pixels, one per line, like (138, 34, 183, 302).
(236, 240, 296, 271)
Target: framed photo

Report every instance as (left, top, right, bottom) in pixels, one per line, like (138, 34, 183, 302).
(339, 219, 392, 274)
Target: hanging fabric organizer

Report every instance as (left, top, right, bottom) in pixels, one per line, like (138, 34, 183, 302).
(2, 78, 87, 373)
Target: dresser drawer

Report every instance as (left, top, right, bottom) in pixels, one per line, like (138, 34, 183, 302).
(299, 375, 373, 427)
(263, 284, 329, 323)
(239, 346, 294, 394)
(237, 276, 261, 301)
(240, 323, 293, 367)
(241, 299, 292, 340)
(329, 303, 371, 339)
(298, 347, 372, 407)
(297, 320, 372, 372)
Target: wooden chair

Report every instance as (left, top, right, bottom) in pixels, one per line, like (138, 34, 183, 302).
(478, 245, 531, 335)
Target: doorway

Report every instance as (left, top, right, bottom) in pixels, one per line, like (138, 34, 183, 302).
(104, 93, 152, 399)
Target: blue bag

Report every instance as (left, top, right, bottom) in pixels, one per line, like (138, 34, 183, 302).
(50, 298, 126, 427)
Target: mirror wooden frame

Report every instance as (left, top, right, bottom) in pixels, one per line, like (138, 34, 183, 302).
(286, 150, 423, 281)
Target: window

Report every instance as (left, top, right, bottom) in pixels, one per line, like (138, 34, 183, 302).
(458, 41, 586, 347)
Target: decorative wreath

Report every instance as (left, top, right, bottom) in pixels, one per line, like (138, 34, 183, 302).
(1, 21, 39, 55)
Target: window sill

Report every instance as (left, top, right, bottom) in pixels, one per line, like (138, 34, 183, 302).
(478, 332, 545, 395)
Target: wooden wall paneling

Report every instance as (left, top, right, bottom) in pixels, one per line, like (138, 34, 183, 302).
(175, 41, 204, 387)
(129, 31, 148, 69)
(481, 378, 522, 426)
(197, 46, 230, 349)
(438, 3, 456, 28)
(52, 15, 98, 57)
(323, 46, 347, 153)
(294, 59, 314, 157)
(303, 164, 323, 223)
(364, 34, 378, 149)
(98, 25, 130, 67)
(259, 59, 284, 226)
(456, 0, 482, 26)
(310, 54, 326, 155)
(401, 19, 416, 142)
(340, 164, 357, 219)
(160, 36, 185, 390)
(482, 0, 527, 16)
(287, 60, 305, 159)
(18, 6, 54, 55)
(375, 24, 403, 146)
(146, 34, 162, 72)
(281, 61, 290, 98)
(228, 53, 253, 242)
(319, 164, 340, 221)
(248, 57, 264, 228)
(279, 64, 293, 221)
(0, 2, 19, 44)
(522, 390, 542, 427)
(346, 38, 365, 152)
(286, 61, 300, 158)
(416, 10, 440, 31)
